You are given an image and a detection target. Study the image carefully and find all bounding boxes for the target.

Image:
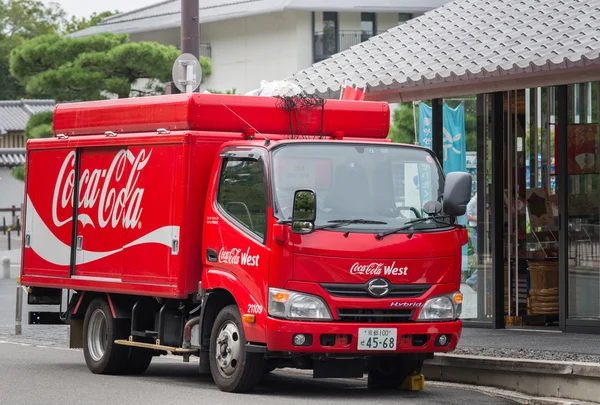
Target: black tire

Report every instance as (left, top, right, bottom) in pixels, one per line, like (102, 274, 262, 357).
(124, 348, 153, 375)
(367, 357, 424, 390)
(209, 305, 265, 393)
(82, 298, 128, 375)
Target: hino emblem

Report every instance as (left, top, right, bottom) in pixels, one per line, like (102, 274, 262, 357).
(367, 278, 390, 297)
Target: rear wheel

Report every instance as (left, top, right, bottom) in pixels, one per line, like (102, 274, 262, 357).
(125, 347, 153, 375)
(367, 357, 424, 390)
(209, 305, 264, 392)
(82, 298, 128, 375)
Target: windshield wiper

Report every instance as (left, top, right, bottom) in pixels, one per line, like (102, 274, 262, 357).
(316, 219, 388, 230)
(376, 216, 450, 240)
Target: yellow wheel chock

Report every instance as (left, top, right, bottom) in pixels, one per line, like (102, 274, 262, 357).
(400, 372, 425, 391)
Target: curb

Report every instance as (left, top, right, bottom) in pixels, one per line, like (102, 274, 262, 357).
(281, 368, 593, 404)
(423, 354, 600, 404)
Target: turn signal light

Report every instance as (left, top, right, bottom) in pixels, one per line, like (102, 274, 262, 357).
(242, 314, 256, 323)
(274, 292, 289, 302)
(453, 292, 463, 305)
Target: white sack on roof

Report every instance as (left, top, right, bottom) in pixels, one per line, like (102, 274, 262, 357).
(245, 80, 303, 97)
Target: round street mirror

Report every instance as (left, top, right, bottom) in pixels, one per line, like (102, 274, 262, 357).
(172, 53, 202, 93)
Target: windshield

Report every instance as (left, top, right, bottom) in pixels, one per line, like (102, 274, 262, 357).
(271, 143, 450, 232)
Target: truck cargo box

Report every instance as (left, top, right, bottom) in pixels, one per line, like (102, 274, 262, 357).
(21, 132, 229, 298)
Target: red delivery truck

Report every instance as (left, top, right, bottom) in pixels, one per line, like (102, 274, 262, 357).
(20, 93, 472, 393)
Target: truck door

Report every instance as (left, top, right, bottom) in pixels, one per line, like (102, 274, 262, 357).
(22, 148, 76, 278)
(73, 147, 129, 279)
(203, 150, 270, 325)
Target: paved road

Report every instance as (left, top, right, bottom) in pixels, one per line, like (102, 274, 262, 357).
(0, 342, 517, 405)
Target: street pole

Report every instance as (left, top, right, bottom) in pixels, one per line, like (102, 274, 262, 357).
(181, 0, 199, 59)
(181, 0, 200, 93)
(15, 282, 23, 335)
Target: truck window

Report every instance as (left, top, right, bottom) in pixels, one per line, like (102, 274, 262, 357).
(217, 158, 267, 240)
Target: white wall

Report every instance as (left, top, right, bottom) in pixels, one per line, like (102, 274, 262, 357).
(0, 168, 24, 210)
(377, 13, 401, 33)
(199, 11, 313, 94)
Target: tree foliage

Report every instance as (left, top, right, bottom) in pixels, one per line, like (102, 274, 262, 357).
(10, 33, 212, 101)
(0, 0, 66, 99)
(64, 11, 118, 34)
(0, 0, 119, 100)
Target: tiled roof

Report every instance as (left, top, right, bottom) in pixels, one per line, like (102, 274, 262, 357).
(69, 0, 448, 37)
(0, 149, 26, 167)
(288, 0, 600, 100)
(0, 100, 55, 135)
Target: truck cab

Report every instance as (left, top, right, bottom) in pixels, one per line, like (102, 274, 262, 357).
(200, 139, 471, 391)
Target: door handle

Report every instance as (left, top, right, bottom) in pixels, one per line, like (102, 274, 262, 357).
(76, 236, 83, 251)
(206, 248, 218, 262)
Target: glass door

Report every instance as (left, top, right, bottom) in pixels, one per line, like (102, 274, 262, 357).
(505, 88, 561, 328)
(567, 81, 600, 325)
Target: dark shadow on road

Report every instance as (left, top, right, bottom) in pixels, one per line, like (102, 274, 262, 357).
(34, 361, 516, 404)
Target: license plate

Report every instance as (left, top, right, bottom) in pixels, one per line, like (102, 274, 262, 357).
(357, 328, 397, 351)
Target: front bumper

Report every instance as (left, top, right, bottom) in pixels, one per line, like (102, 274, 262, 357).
(265, 317, 461, 354)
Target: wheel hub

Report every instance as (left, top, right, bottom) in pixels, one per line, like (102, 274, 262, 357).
(87, 309, 108, 362)
(215, 321, 241, 378)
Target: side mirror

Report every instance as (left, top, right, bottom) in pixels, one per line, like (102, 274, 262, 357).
(423, 201, 442, 216)
(292, 189, 317, 234)
(442, 172, 472, 217)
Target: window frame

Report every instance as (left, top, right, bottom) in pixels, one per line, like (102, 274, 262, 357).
(215, 148, 270, 244)
(269, 142, 447, 225)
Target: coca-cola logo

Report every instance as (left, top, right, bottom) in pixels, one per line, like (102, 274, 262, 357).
(218, 247, 260, 267)
(350, 262, 409, 276)
(52, 149, 152, 229)
(350, 262, 383, 276)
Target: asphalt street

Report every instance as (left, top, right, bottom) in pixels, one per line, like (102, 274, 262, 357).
(0, 342, 517, 405)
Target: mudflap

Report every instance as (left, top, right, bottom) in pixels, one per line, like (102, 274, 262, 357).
(69, 318, 84, 349)
(313, 358, 365, 379)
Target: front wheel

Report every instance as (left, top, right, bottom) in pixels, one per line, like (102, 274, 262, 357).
(209, 305, 265, 393)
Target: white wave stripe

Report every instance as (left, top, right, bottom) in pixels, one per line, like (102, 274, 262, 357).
(26, 195, 178, 267)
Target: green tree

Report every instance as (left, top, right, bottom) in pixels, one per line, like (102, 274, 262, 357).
(10, 33, 212, 101)
(388, 102, 418, 145)
(64, 10, 118, 34)
(11, 110, 53, 181)
(0, 0, 67, 99)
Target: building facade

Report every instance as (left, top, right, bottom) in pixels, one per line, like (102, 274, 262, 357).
(290, 0, 600, 334)
(0, 100, 54, 209)
(70, 1, 448, 95)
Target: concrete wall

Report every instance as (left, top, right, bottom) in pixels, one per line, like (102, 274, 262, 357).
(0, 168, 24, 213)
(130, 12, 313, 95)
(198, 11, 313, 94)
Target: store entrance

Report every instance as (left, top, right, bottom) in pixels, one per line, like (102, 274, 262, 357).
(503, 89, 560, 329)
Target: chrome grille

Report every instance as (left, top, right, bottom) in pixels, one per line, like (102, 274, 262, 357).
(321, 283, 430, 299)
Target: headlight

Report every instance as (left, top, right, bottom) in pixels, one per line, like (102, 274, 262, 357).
(268, 288, 332, 321)
(417, 292, 462, 321)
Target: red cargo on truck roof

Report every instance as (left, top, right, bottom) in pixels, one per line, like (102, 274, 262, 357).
(20, 93, 471, 393)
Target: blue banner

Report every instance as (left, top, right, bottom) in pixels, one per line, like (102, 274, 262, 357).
(417, 103, 433, 207)
(418, 102, 433, 149)
(442, 103, 466, 175)
(418, 102, 469, 271)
